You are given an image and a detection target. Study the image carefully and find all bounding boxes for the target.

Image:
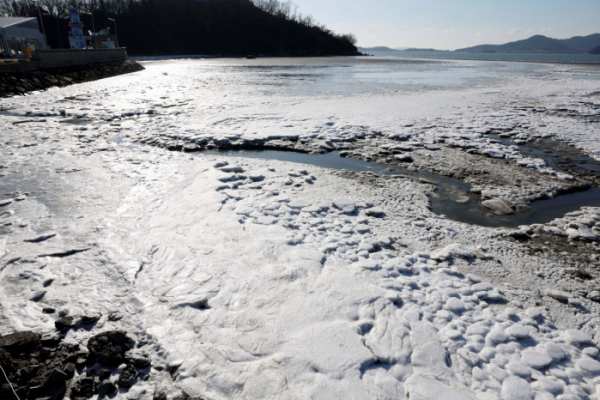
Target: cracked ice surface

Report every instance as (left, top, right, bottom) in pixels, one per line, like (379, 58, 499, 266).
(1, 58, 600, 399)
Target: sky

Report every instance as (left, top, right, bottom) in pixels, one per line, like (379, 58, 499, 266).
(290, 0, 600, 50)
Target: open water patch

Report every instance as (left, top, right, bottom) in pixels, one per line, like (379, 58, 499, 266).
(207, 149, 600, 228)
(487, 134, 600, 180)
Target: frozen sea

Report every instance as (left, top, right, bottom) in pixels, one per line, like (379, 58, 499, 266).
(360, 50, 600, 65)
(2, 57, 600, 400)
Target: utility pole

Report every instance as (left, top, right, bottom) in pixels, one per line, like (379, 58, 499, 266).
(32, 0, 47, 48)
(81, 12, 96, 48)
(108, 18, 119, 47)
(54, 12, 63, 49)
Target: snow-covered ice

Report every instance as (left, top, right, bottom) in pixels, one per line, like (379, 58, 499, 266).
(1, 57, 600, 399)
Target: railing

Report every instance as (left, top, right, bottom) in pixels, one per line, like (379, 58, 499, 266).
(32, 48, 127, 68)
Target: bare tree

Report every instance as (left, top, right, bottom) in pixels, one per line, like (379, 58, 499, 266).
(339, 33, 357, 45)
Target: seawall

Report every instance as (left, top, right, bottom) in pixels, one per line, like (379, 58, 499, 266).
(0, 49, 144, 98)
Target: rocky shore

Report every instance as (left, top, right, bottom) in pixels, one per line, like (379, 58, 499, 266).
(0, 59, 144, 98)
(0, 330, 153, 400)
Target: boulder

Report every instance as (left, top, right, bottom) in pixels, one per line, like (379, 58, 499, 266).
(87, 331, 135, 366)
(118, 364, 138, 388)
(55, 316, 77, 331)
(70, 376, 95, 399)
(98, 379, 117, 396)
(0, 332, 41, 354)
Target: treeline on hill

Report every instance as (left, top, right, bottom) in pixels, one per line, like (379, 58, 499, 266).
(0, 0, 359, 56)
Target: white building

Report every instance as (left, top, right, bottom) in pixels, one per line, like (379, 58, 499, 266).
(0, 17, 46, 58)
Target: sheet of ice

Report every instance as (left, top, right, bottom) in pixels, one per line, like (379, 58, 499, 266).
(1, 58, 600, 400)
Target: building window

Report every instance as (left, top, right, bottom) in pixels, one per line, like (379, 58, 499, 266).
(5, 37, 43, 56)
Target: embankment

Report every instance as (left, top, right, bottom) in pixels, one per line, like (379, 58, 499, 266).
(0, 49, 144, 98)
(0, 59, 144, 98)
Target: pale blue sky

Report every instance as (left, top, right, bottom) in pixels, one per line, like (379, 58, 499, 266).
(291, 0, 600, 50)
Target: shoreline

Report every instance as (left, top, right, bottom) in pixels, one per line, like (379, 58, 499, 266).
(130, 53, 365, 62)
(130, 52, 600, 67)
(2, 57, 600, 400)
(365, 53, 600, 67)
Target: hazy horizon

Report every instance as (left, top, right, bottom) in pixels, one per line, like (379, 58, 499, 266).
(290, 0, 600, 50)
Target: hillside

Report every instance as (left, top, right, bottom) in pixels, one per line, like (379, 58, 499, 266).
(560, 34, 600, 52)
(404, 48, 448, 52)
(456, 33, 600, 54)
(591, 46, 600, 55)
(357, 46, 397, 52)
(3, 0, 359, 56)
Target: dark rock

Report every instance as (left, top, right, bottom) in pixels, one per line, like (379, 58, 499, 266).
(508, 231, 530, 240)
(97, 379, 117, 397)
(87, 331, 134, 366)
(0, 331, 78, 400)
(126, 351, 151, 368)
(0, 332, 41, 354)
(153, 389, 168, 400)
(39, 347, 52, 359)
(54, 316, 76, 331)
(79, 312, 102, 325)
(30, 290, 47, 302)
(28, 385, 46, 398)
(63, 353, 78, 363)
(44, 368, 68, 386)
(63, 362, 76, 378)
(40, 334, 62, 347)
(75, 349, 88, 358)
(107, 313, 122, 322)
(43, 383, 67, 400)
(43, 307, 56, 314)
(16, 366, 31, 380)
(98, 369, 111, 381)
(70, 376, 95, 399)
(117, 364, 138, 389)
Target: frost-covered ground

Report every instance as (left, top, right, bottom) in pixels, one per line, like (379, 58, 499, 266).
(2, 58, 600, 400)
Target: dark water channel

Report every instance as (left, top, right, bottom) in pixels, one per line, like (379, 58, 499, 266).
(208, 149, 600, 228)
(488, 134, 600, 177)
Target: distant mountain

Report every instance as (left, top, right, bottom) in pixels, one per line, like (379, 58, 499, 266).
(560, 34, 600, 52)
(591, 46, 600, 55)
(404, 48, 448, 52)
(456, 34, 600, 54)
(357, 46, 397, 52)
